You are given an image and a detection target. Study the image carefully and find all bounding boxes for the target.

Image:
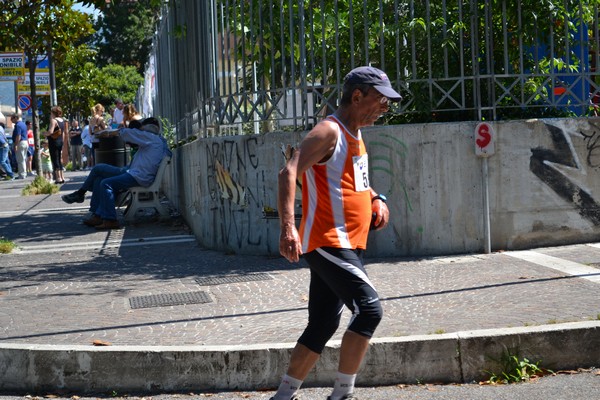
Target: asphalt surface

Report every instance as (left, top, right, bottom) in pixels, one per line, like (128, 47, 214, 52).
(0, 369, 598, 399)
(1, 170, 600, 398)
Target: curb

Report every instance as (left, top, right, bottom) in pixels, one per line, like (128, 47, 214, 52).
(1, 321, 598, 394)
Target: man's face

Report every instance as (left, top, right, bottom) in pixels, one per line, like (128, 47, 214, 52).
(355, 87, 390, 127)
(116, 101, 124, 110)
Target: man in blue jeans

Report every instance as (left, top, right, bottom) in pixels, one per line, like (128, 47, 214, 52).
(61, 117, 171, 230)
(11, 113, 28, 180)
(0, 122, 14, 180)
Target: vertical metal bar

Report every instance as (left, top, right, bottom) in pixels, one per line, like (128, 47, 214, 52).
(486, 1, 496, 120)
(578, 1, 586, 114)
(239, 0, 247, 123)
(363, 0, 369, 64)
(379, 0, 385, 69)
(298, 0, 308, 129)
(482, 157, 491, 254)
(279, 0, 287, 124)
(549, 3, 556, 108)
(458, 0, 465, 108)
(564, 0, 570, 71)
(442, 0, 448, 78)
(287, 0, 297, 130)
(596, 3, 600, 105)
(394, 0, 401, 85)
(410, 0, 417, 79)
(349, 0, 355, 68)
(268, 0, 276, 101)
(254, 0, 264, 132)
(321, 0, 327, 91)
(307, 1, 317, 126)
(517, 0, 524, 108)
(426, 0, 432, 104)
(471, 0, 481, 120)
(334, 0, 341, 102)
(217, 0, 227, 127)
(502, 0, 509, 74)
(211, 0, 217, 124)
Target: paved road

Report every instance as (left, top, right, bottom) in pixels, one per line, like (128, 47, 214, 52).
(0, 369, 598, 399)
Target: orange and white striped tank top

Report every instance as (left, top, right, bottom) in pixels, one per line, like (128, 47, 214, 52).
(299, 115, 372, 253)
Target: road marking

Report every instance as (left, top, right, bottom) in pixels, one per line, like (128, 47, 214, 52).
(15, 235, 197, 254)
(0, 206, 89, 217)
(503, 250, 600, 283)
(586, 243, 600, 251)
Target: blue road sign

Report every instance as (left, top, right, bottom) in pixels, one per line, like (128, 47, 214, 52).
(18, 94, 32, 111)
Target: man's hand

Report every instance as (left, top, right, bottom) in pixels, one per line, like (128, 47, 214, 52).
(370, 199, 390, 231)
(279, 222, 303, 262)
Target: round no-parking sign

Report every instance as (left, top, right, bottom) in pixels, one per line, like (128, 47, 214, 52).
(18, 94, 32, 111)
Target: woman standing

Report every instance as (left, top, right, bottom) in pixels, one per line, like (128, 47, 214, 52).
(122, 104, 143, 129)
(43, 106, 66, 184)
(89, 104, 107, 166)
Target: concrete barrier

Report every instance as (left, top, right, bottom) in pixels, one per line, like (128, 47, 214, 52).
(1, 321, 598, 393)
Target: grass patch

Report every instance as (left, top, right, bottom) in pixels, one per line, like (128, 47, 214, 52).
(21, 176, 59, 196)
(0, 238, 15, 254)
(484, 350, 552, 384)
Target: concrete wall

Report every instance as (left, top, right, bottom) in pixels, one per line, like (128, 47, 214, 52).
(163, 118, 600, 257)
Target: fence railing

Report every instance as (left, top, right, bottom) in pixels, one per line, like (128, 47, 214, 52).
(142, 0, 600, 143)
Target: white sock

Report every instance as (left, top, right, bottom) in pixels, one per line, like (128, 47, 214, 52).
(329, 371, 356, 400)
(273, 374, 303, 400)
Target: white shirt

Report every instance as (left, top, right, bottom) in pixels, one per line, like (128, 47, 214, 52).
(81, 125, 92, 147)
(113, 107, 124, 125)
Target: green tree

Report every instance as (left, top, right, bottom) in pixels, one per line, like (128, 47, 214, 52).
(90, 0, 161, 74)
(55, 45, 100, 119)
(0, 0, 93, 175)
(91, 63, 144, 108)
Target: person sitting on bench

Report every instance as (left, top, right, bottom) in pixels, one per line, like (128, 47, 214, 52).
(61, 117, 172, 230)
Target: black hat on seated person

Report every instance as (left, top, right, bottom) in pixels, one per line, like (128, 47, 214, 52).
(344, 66, 402, 102)
(140, 117, 162, 134)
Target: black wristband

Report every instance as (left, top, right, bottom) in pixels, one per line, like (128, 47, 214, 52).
(372, 194, 387, 203)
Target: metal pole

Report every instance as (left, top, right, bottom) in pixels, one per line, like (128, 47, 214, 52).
(482, 157, 491, 254)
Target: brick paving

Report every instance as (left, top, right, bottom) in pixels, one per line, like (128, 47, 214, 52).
(1, 171, 599, 348)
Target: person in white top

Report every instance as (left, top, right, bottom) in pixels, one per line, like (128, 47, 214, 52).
(112, 98, 125, 128)
(81, 119, 92, 170)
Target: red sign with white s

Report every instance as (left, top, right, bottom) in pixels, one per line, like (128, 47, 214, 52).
(475, 122, 495, 157)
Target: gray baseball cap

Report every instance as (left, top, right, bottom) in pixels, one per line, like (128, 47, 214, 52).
(344, 66, 402, 101)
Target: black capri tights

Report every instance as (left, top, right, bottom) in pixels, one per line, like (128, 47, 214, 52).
(48, 138, 64, 171)
(298, 247, 383, 354)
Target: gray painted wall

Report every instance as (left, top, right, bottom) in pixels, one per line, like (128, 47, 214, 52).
(163, 118, 600, 257)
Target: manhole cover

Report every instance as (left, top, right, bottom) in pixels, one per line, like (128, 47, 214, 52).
(129, 291, 212, 309)
(196, 272, 272, 286)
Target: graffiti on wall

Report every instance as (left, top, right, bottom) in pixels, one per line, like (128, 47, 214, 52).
(530, 122, 600, 225)
(215, 160, 246, 206)
(205, 136, 271, 249)
(368, 133, 414, 212)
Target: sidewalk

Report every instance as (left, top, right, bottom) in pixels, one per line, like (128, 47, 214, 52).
(0, 170, 599, 394)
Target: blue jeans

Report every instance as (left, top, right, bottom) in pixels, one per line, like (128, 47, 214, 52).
(82, 163, 138, 221)
(0, 145, 13, 177)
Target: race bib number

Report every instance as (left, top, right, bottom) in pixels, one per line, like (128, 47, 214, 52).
(353, 154, 370, 192)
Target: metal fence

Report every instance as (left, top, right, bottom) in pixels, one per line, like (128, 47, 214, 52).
(144, 0, 600, 142)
